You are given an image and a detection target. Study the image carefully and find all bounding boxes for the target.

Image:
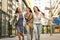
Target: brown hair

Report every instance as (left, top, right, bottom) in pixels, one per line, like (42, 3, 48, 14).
(27, 7, 32, 13)
(33, 6, 45, 16)
(15, 7, 19, 14)
(33, 6, 40, 12)
(15, 7, 22, 14)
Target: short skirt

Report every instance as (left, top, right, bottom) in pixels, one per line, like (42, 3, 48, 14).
(16, 25, 23, 34)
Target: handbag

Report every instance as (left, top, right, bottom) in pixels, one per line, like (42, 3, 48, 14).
(25, 13, 34, 29)
(28, 22, 34, 29)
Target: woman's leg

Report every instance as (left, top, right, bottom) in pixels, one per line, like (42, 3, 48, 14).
(17, 32, 24, 40)
(33, 24, 38, 40)
(36, 24, 42, 40)
(20, 26, 24, 40)
(16, 27, 21, 40)
(30, 28, 33, 40)
(26, 25, 31, 40)
(16, 26, 23, 40)
(17, 33, 21, 40)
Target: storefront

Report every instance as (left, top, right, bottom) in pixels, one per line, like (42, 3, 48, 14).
(0, 10, 2, 37)
(0, 9, 13, 37)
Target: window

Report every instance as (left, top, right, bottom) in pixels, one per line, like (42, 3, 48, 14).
(0, 0, 2, 2)
(2, 13, 6, 20)
(0, 12, 2, 26)
(1, 12, 9, 36)
(8, 9, 12, 14)
(8, 3, 12, 8)
(0, 10, 2, 35)
(12, 0, 16, 5)
(2, 13, 6, 36)
(0, 11, 2, 18)
(2, 13, 6, 25)
(8, 0, 12, 2)
(8, 3, 12, 14)
(0, 0, 2, 9)
(12, 5, 16, 11)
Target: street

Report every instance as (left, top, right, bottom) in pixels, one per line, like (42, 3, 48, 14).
(0, 0, 60, 40)
(0, 34, 60, 40)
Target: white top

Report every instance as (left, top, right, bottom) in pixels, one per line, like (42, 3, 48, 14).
(33, 12, 44, 24)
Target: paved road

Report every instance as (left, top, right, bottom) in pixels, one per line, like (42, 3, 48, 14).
(40, 34, 60, 40)
(0, 34, 60, 40)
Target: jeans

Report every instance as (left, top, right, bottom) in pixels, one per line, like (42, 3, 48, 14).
(26, 25, 32, 40)
(33, 23, 42, 40)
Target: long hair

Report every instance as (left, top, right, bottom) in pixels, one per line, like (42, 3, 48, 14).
(14, 7, 19, 21)
(15, 7, 19, 14)
(33, 6, 45, 16)
(33, 6, 40, 12)
(27, 7, 32, 13)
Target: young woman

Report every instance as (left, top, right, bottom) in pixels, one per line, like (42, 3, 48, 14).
(33, 6, 45, 40)
(25, 7, 33, 40)
(14, 7, 24, 40)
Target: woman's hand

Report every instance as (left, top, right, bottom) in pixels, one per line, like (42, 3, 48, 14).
(49, 17, 54, 21)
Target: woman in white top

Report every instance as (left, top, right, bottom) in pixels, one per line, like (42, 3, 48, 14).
(33, 6, 45, 40)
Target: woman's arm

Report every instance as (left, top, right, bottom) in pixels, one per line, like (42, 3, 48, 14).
(41, 12, 51, 20)
(10, 14, 17, 24)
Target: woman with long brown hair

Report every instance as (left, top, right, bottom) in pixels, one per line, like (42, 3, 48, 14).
(33, 6, 45, 40)
(25, 7, 33, 40)
(15, 7, 24, 40)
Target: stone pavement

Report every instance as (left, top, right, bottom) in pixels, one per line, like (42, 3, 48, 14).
(0, 34, 60, 40)
(0, 37, 18, 40)
(40, 34, 60, 40)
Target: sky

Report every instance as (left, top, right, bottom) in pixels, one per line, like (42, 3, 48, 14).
(30, 0, 59, 25)
(19, 0, 60, 25)
(31, 0, 50, 13)
(31, 0, 59, 13)
(30, 0, 50, 25)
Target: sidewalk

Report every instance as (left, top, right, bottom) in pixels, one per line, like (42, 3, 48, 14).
(0, 34, 60, 40)
(0, 37, 18, 40)
(40, 34, 60, 40)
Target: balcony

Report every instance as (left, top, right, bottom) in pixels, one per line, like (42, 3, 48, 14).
(8, 4, 12, 9)
(8, 0, 12, 5)
(12, 0, 16, 5)
(12, 5, 16, 11)
(8, 9, 12, 16)
(8, 0, 12, 3)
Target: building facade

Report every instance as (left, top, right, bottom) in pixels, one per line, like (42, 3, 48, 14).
(0, 0, 25, 37)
